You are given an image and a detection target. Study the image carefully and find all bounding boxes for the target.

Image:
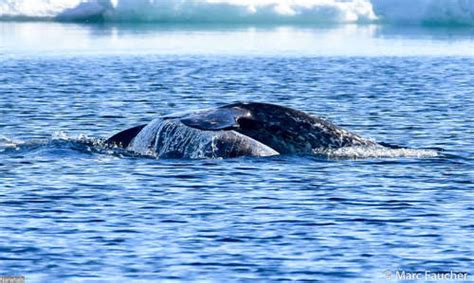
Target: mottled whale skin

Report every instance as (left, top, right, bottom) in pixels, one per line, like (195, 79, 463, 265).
(107, 102, 383, 159)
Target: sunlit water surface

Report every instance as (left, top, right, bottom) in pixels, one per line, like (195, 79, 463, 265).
(0, 23, 473, 282)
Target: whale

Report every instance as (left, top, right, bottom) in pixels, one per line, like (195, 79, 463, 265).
(106, 102, 393, 159)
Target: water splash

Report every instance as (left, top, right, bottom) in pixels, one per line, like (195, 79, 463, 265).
(313, 145, 441, 160)
(1, 130, 442, 160)
(1, 132, 121, 158)
(128, 119, 279, 159)
(128, 118, 221, 159)
(0, 136, 24, 149)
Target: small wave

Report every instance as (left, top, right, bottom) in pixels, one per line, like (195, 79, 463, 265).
(0, 135, 47, 153)
(1, 0, 474, 26)
(50, 131, 137, 158)
(0, 136, 24, 148)
(0, 132, 125, 158)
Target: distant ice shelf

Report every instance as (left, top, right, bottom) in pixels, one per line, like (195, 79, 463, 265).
(1, 0, 474, 26)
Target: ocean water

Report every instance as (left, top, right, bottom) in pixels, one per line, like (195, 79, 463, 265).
(1, 2, 474, 282)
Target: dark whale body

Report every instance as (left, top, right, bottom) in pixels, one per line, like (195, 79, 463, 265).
(107, 102, 386, 159)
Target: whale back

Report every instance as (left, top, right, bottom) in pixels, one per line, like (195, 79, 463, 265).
(176, 106, 251, 131)
(107, 102, 380, 158)
(180, 102, 376, 154)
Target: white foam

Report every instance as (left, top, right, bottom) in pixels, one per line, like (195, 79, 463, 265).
(313, 145, 441, 159)
(0, 136, 23, 150)
(128, 118, 219, 159)
(127, 119, 279, 159)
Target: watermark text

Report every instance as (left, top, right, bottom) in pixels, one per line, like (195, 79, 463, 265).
(384, 270, 470, 281)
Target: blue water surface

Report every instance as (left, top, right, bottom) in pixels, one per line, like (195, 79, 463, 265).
(0, 23, 473, 282)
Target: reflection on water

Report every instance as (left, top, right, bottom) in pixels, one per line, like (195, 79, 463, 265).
(1, 22, 474, 56)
